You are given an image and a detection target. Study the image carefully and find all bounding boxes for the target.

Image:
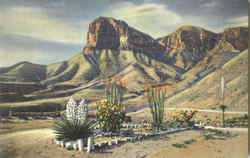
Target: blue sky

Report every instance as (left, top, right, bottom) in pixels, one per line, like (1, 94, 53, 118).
(0, 0, 248, 67)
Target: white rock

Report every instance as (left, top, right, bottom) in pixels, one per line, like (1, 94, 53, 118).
(60, 141, 65, 147)
(78, 139, 84, 152)
(87, 136, 94, 153)
(65, 142, 73, 150)
(73, 143, 78, 150)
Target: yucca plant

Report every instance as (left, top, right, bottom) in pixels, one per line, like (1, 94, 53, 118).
(220, 105, 227, 128)
(53, 118, 95, 142)
(144, 81, 167, 131)
(220, 76, 227, 128)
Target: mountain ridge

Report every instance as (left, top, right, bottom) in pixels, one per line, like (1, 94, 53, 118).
(0, 17, 248, 113)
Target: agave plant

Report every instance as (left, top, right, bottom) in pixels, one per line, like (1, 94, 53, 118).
(53, 118, 95, 142)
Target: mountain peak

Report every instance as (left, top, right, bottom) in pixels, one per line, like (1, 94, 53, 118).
(177, 25, 203, 31)
(85, 17, 164, 52)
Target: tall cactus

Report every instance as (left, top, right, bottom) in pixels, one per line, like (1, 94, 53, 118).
(105, 77, 126, 107)
(145, 83, 166, 131)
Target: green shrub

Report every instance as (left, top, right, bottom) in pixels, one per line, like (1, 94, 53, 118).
(53, 118, 95, 142)
(203, 129, 235, 140)
(172, 143, 186, 148)
(184, 139, 196, 144)
(124, 116, 132, 123)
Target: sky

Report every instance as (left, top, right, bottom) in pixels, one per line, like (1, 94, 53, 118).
(0, 0, 248, 67)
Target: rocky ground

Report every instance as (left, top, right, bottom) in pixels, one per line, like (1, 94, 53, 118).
(0, 128, 247, 158)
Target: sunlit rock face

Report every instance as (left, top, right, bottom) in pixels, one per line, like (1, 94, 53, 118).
(86, 17, 164, 52)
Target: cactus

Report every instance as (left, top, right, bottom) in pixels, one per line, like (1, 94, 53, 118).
(105, 77, 126, 106)
(144, 83, 166, 131)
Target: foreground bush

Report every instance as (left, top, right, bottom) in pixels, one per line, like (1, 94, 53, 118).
(96, 101, 125, 132)
(53, 118, 95, 142)
(170, 109, 198, 127)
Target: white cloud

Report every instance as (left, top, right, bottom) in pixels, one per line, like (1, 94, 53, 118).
(0, 32, 82, 67)
(201, 1, 219, 8)
(0, 48, 47, 67)
(0, 6, 87, 45)
(225, 16, 248, 27)
(103, 2, 183, 37)
(0, 46, 77, 67)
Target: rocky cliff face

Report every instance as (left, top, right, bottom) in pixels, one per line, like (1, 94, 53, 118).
(156, 26, 248, 70)
(157, 26, 218, 51)
(218, 27, 248, 51)
(157, 26, 248, 53)
(156, 26, 219, 70)
(86, 17, 164, 53)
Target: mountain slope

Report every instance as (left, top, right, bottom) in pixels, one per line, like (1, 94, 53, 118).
(43, 53, 93, 85)
(165, 49, 248, 111)
(0, 62, 46, 83)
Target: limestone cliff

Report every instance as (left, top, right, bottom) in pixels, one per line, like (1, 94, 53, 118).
(86, 17, 164, 52)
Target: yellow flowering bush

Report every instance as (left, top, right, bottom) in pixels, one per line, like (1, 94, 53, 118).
(96, 101, 125, 132)
(96, 77, 127, 132)
(170, 109, 198, 127)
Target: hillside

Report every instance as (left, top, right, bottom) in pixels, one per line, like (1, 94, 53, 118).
(0, 62, 46, 83)
(43, 53, 93, 85)
(165, 49, 248, 111)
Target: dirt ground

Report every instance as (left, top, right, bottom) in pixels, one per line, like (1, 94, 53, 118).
(0, 128, 247, 158)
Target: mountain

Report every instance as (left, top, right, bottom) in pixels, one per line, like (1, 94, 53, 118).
(0, 17, 248, 113)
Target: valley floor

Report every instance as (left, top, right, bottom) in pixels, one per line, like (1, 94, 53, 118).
(0, 128, 247, 158)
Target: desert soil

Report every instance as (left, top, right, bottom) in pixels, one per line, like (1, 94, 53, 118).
(0, 128, 247, 158)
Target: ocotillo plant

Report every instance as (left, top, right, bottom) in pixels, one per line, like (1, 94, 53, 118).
(105, 76, 126, 106)
(144, 80, 167, 131)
